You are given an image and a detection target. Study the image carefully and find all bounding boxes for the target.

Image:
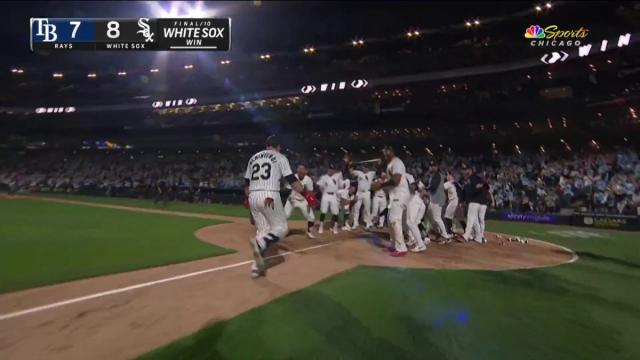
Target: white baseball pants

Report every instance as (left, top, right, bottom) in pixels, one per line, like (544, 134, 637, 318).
(444, 199, 458, 220)
(284, 195, 315, 222)
(478, 204, 487, 237)
(427, 203, 448, 236)
(249, 191, 288, 245)
(320, 193, 339, 215)
(406, 196, 426, 248)
(389, 192, 410, 252)
(372, 195, 387, 226)
(352, 191, 372, 227)
(463, 202, 483, 242)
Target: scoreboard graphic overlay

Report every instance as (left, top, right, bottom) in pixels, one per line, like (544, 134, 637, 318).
(30, 18, 230, 51)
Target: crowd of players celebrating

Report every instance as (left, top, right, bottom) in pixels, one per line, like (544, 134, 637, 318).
(276, 146, 492, 253)
(245, 136, 498, 277)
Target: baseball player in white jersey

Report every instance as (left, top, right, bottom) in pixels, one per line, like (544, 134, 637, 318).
(371, 172, 388, 228)
(405, 173, 429, 252)
(317, 165, 341, 234)
(425, 161, 452, 240)
(339, 182, 356, 230)
(348, 165, 376, 230)
(284, 164, 316, 238)
(245, 135, 303, 278)
(443, 173, 459, 236)
(371, 146, 411, 257)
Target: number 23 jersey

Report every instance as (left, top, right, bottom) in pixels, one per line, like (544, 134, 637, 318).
(245, 149, 293, 192)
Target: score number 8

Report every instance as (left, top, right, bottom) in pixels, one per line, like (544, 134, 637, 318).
(107, 21, 120, 39)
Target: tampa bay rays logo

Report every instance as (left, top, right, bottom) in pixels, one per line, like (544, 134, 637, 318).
(137, 18, 154, 42)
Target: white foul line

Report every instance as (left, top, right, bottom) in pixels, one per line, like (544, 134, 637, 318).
(0, 242, 334, 321)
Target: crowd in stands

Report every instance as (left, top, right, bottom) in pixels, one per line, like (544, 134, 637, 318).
(1, 147, 638, 215)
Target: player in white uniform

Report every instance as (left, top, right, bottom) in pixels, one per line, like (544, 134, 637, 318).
(245, 135, 303, 278)
(371, 172, 388, 228)
(405, 173, 429, 252)
(348, 165, 376, 230)
(317, 165, 341, 235)
(339, 182, 356, 230)
(443, 173, 459, 236)
(284, 164, 316, 238)
(371, 146, 411, 257)
(425, 161, 452, 240)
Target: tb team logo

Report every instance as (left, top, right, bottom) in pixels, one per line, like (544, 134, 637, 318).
(524, 25, 545, 39)
(32, 18, 57, 42)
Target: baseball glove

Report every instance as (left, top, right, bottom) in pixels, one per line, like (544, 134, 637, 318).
(304, 192, 320, 209)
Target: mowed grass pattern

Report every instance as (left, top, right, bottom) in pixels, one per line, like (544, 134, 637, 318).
(36, 193, 251, 218)
(0, 199, 233, 293)
(142, 222, 640, 360)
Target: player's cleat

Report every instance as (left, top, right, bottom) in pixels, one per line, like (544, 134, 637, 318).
(341, 224, 351, 231)
(318, 224, 324, 234)
(249, 238, 266, 277)
(462, 235, 472, 242)
(331, 226, 339, 235)
(306, 231, 316, 239)
(422, 237, 431, 245)
(405, 239, 417, 248)
(410, 245, 427, 253)
(251, 269, 265, 279)
(390, 250, 408, 257)
(481, 237, 487, 244)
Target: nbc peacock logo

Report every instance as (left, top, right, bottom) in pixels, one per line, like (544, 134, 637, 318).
(525, 25, 545, 39)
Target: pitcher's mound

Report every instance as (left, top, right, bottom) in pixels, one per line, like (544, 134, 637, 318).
(280, 226, 577, 271)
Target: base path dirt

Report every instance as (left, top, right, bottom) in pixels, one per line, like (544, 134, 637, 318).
(0, 196, 576, 360)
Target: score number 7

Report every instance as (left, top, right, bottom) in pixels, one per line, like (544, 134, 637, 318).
(69, 21, 81, 38)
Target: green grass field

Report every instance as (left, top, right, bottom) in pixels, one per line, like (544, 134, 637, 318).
(0, 198, 233, 293)
(142, 222, 640, 360)
(33, 193, 251, 218)
(3, 194, 639, 359)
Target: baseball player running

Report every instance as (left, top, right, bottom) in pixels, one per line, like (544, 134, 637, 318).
(443, 173, 459, 236)
(284, 164, 316, 239)
(426, 161, 452, 240)
(317, 164, 341, 235)
(371, 146, 411, 257)
(348, 162, 376, 230)
(371, 172, 388, 228)
(245, 135, 303, 278)
(405, 173, 429, 252)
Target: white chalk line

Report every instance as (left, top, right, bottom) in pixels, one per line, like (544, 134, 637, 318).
(0, 242, 335, 321)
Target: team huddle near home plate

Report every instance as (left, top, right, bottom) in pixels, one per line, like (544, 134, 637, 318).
(245, 136, 493, 277)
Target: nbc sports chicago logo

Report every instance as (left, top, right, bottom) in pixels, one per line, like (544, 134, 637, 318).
(525, 24, 589, 47)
